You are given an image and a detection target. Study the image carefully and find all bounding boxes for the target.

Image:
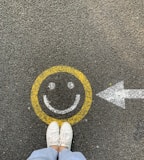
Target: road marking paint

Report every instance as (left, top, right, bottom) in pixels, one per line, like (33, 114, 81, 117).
(31, 65, 92, 125)
(67, 82, 75, 89)
(43, 94, 80, 114)
(96, 81, 144, 109)
(48, 82, 56, 90)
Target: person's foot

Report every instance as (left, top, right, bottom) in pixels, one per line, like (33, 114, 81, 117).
(59, 122, 73, 150)
(46, 121, 59, 151)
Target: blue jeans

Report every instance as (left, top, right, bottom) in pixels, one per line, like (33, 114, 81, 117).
(27, 147, 86, 160)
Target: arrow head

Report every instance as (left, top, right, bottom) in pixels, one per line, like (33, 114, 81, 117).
(96, 81, 126, 109)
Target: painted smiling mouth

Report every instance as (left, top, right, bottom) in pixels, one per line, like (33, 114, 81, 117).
(43, 94, 80, 114)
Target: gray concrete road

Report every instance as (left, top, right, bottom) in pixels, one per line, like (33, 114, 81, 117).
(1, 0, 144, 160)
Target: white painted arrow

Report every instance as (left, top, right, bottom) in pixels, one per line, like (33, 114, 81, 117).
(96, 81, 144, 109)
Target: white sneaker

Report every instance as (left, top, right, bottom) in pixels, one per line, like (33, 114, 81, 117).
(46, 121, 59, 147)
(60, 122, 73, 150)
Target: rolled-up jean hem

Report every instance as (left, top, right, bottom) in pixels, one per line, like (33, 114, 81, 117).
(27, 147, 86, 160)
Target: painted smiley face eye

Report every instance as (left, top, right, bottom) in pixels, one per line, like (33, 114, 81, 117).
(48, 82, 56, 90)
(67, 82, 75, 89)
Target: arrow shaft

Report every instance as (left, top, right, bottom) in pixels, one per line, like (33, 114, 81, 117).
(124, 89, 144, 99)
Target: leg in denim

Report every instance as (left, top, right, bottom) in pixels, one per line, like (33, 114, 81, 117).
(59, 149, 86, 160)
(27, 147, 58, 160)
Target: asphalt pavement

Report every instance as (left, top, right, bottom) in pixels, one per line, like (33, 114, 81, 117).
(1, 0, 144, 160)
